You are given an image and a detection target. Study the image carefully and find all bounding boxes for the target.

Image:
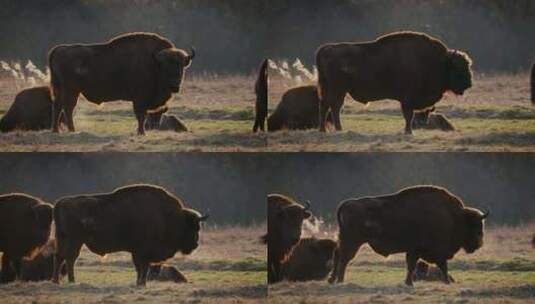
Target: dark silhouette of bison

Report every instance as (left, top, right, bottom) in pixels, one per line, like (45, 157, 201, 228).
(145, 107, 188, 132)
(268, 85, 333, 131)
(412, 260, 455, 283)
(413, 108, 455, 132)
(0, 193, 53, 283)
(531, 63, 535, 104)
(0, 86, 65, 132)
(253, 59, 268, 132)
(48, 32, 194, 135)
(267, 193, 312, 283)
(52, 184, 208, 286)
(329, 185, 488, 286)
(280, 237, 337, 282)
(316, 31, 473, 134)
(147, 264, 188, 283)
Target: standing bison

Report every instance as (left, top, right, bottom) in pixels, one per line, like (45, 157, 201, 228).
(280, 237, 337, 282)
(316, 31, 473, 134)
(266, 193, 312, 283)
(329, 185, 488, 286)
(48, 32, 195, 135)
(52, 184, 208, 286)
(0, 193, 53, 283)
(253, 58, 268, 132)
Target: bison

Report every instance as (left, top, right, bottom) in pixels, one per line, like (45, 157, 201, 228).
(412, 260, 455, 283)
(268, 85, 333, 131)
(48, 32, 194, 135)
(531, 63, 535, 104)
(0, 193, 53, 283)
(145, 107, 188, 132)
(253, 59, 268, 132)
(315, 31, 472, 134)
(0, 86, 65, 132)
(329, 185, 488, 286)
(147, 264, 188, 283)
(52, 184, 208, 286)
(280, 237, 337, 282)
(266, 193, 312, 283)
(412, 108, 455, 132)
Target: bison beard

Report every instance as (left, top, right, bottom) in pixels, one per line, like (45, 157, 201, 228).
(329, 185, 488, 286)
(0, 194, 53, 283)
(267, 194, 312, 283)
(48, 32, 194, 135)
(315, 31, 472, 134)
(253, 59, 268, 132)
(280, 237, 337, 282)
(52, 184, 208, 286)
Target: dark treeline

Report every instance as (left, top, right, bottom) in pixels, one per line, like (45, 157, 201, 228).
(0, 153, 267, 226)
(1, 0, 535, 73)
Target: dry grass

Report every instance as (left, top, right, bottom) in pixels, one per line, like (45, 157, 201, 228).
(268, 73, 535, 151)
(0, 225, 267, 304)
(269, 223, 535, 303)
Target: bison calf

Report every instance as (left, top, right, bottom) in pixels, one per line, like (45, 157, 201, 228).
(267, 194, 312, 283)
(53, 184, 208, 286)
(280, 237, 337, 282)
(147, 264, 188, 283)
(329, 185, 488, 286)
(0, 193, 53, 283)
(0, 86, 65, 132)
(253, 59, 268, 132)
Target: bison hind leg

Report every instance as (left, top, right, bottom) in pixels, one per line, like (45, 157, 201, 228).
(436, 260, 451, 284)
(404, 252, 419, 286)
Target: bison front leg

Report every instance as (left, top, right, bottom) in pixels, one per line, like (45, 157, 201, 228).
(404, 252, 418, 286)
(331, 241, 361, 283)
(132, 254, 149, 286)
(134, 104, 147, 136)
(401, 105, 414, 135)
(436, 260, 451, 284)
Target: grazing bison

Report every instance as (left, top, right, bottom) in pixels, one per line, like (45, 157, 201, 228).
(280, 237, 337, 282)
(412, 108, 455, 132)
(329, 185, 488, 286)
(316, 31, 473, 134)
(412, 260, 455, 283)
(52, 184, 208, 286)
(0, 86, 65, 132)
(147, 264, 188, 283)
(145, 107, 188, 132)
(266, 194, 312, 283)
(49, 32, 195, 135)
(0, 193, 53, 283)
(253, 59, 268, 132)
(531, 63, 535, 104)
(268, 85, 333, 131)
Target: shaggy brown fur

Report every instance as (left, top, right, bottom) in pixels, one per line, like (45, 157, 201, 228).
(268, 85, 332, 131)
(280, 237, 337, 281)
(0, 193, 53, 283)
(0, 86, 65, 132)
(412, 108, 455, 131)
(48, 32, 194, 135)
(253, 59, 268, 132)
(329, 185, 488, 286)
(316, 31, 472, 134)
(53, 184, 208, 286)
(412, 260, 455, 282)
(147, 264, 188, 283)
(267, 194, 312, 284)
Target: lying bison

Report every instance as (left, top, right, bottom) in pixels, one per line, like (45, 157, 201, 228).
(145, 107, 188, 132)
(0, 193, 53, 283)
(413, 108, 455, 132)
(52, 184, 208, 286)
(268, 85, 332, 131)
(0, 86, 65, 132)
(49, 32, 194, 135)
(147, 264, 188, 283)
(329, 185, 488, 286)
(266, 194, 312, 283)
(316, 31, 473, 134)
(412, 260, 455, 283)
(280, 237, 337, 282)
(253, 59, 268, 132)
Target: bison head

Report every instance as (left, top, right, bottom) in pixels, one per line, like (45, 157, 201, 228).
(276, 201, 312, 248)
(179, 208, 208, 255)
(462, 207, 489, 253)
(446, 50, 473, 96)
(155, 47, 195, 93)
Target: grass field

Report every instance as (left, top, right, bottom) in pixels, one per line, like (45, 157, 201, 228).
(268, 73, 535, 151)
(0, 74, 266, 152)
(269, 224, 535, 303)
(0, 225, 267, 304)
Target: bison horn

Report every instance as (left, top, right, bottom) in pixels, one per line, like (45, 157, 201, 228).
(199, 212, 209, 222)
(303, 200, 311, 211)
(189, 47, 195, 60)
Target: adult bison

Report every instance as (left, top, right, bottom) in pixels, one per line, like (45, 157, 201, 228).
(316, 31, 473, 134)
(253, 59, 268, 132)
(145, 107, 188, 132)
(0, 193, 53, 283)
(266, 193, 312, 283)
(268, 85, 332, 131)
(329, 185, 488, 286)
(0, 86, 65, 132)
(280, 237, 337, 282)
(52, 184, 208, 286)
(48, 32, 195, 135)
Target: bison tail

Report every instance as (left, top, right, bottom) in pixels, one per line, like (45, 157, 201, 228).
(531, 63, 535, 104)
